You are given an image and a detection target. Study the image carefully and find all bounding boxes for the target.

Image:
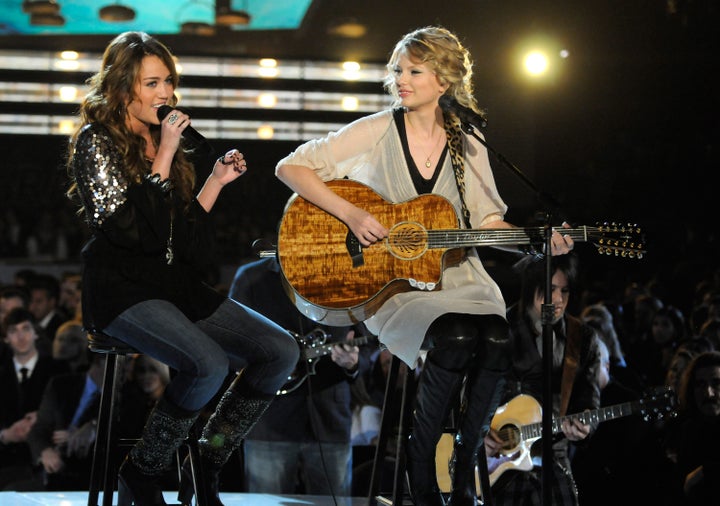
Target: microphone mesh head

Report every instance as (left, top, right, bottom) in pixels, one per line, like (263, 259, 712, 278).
(156, 105, 173, 121)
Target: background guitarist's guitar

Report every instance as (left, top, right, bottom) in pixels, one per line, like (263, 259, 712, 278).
(483, 387, 676, 486)
(277, 328, 376, 395)
(277, 179, 645, 326)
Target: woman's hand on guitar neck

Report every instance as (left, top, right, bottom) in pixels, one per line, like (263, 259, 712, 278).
(549, 222, 575, 256)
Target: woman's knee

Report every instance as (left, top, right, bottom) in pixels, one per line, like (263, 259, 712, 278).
(267, 329, 300, 372)
(474, 315, 512, 372)
(425, 313, 511, 372)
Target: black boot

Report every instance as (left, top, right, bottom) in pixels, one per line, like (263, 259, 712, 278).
(117, 397, 198, 506)
(178, 373, 273, 506)
(447, 368, 505, 506)
(406, 358, 464, 506)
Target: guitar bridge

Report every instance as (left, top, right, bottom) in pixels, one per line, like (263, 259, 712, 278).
(346, 232, 364, 268)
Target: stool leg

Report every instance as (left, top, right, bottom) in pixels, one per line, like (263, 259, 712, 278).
(367, 355, 400, 505)
(103, 354, 126, 506)
(392, 361, 413, 506)
(88, 353, 119, 506)
(476, 443, 492, 506)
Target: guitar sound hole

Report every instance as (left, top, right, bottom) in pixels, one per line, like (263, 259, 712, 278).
(388, 221, 428, 260)
(499, 424, 521, 451)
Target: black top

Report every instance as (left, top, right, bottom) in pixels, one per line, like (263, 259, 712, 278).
(71, 124, 224, 331)
(393, 107, 447, 195)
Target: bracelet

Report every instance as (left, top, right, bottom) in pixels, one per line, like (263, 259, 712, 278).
(144, 173, 174, 194)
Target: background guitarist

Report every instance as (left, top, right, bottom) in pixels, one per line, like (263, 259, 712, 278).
(276, 25, 575, 506)
(228, 256, 374, 497)
(484, 254, 601, 506)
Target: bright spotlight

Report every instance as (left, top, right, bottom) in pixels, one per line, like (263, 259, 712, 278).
(524, 51, 549, 76)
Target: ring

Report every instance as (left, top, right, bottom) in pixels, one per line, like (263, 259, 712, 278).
(167, 113, 179, 125)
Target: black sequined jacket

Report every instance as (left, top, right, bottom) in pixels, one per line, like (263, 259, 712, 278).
(71, 123, 224, 332)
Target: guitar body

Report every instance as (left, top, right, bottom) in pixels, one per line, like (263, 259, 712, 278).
(487, 394, 543, 485)
(277, 179, 463, 325)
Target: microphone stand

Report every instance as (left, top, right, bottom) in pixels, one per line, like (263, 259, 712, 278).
(458, 119, 569, 506)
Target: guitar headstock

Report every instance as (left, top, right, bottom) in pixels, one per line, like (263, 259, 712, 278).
(591, 222, 646, 259)
(637, 386, 677, 422)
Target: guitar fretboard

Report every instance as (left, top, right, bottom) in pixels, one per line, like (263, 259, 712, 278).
(422, 227, 592, 249)
(303, 335, 374, 360)
(521, 401, 637, 441)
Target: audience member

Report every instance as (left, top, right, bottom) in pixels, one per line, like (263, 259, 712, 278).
(622, 292, 664, 351)
(0, 286, 29, 324)
(26, 274, 68, 345)
(627, 305, 688, 388)
(13, 352, 106, 491)
(580, 303, 626, 367)
(117, 354, 171, 439)
(58, 272, 82, 323)
(113, 354, 178, 491)
(580, 302, 643, 393)
(51, 321, 89, 373)
(672, 351, 720, 505)
(12, 269, 37, 289)
(229, 256, 372, 498)
(0, 308, 68, 489)
(1, 286, 31, 362)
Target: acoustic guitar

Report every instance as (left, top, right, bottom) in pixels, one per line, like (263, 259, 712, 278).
(277, 179, 645, 326)
(484, 387, 676, 486)
(435, 387, 676, 493)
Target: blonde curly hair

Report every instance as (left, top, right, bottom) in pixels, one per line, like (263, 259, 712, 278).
(383, 26, 482, 115)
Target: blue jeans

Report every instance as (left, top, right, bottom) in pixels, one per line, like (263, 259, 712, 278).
(104, 298, 298, 412)
(244, 439, 352, 497)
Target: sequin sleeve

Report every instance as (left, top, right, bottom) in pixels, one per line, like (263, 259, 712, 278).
(72, 124, 129, 228)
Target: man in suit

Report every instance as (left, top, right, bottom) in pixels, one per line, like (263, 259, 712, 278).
(12, 352, 106, 490)
(229, 256, 374, 497)
(0, 307, 68, 489)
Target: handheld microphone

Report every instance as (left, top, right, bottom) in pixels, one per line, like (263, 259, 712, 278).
(157, 105, 214, 154)
(438, 95, 488, 129)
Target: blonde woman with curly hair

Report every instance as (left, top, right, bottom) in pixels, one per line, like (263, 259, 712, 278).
(277, 26, 574, 506)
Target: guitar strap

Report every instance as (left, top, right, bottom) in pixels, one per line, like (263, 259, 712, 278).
(559, 316, 582, 416)
(444, 114, 472, 229)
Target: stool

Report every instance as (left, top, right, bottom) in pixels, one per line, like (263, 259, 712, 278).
(366, 355, 493, 506)
(86, 331, 205, 506)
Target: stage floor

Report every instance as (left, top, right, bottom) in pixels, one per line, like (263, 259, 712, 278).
(0, 491, 380, 506)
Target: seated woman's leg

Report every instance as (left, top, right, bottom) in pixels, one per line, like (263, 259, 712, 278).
(104, 299, 230, 506)
(184, 299, 300, 506)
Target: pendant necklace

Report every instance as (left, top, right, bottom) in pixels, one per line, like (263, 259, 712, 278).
(408, 118, 444, 169)
(423, 133, 444, 168)
(166, 209, 174, 265)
